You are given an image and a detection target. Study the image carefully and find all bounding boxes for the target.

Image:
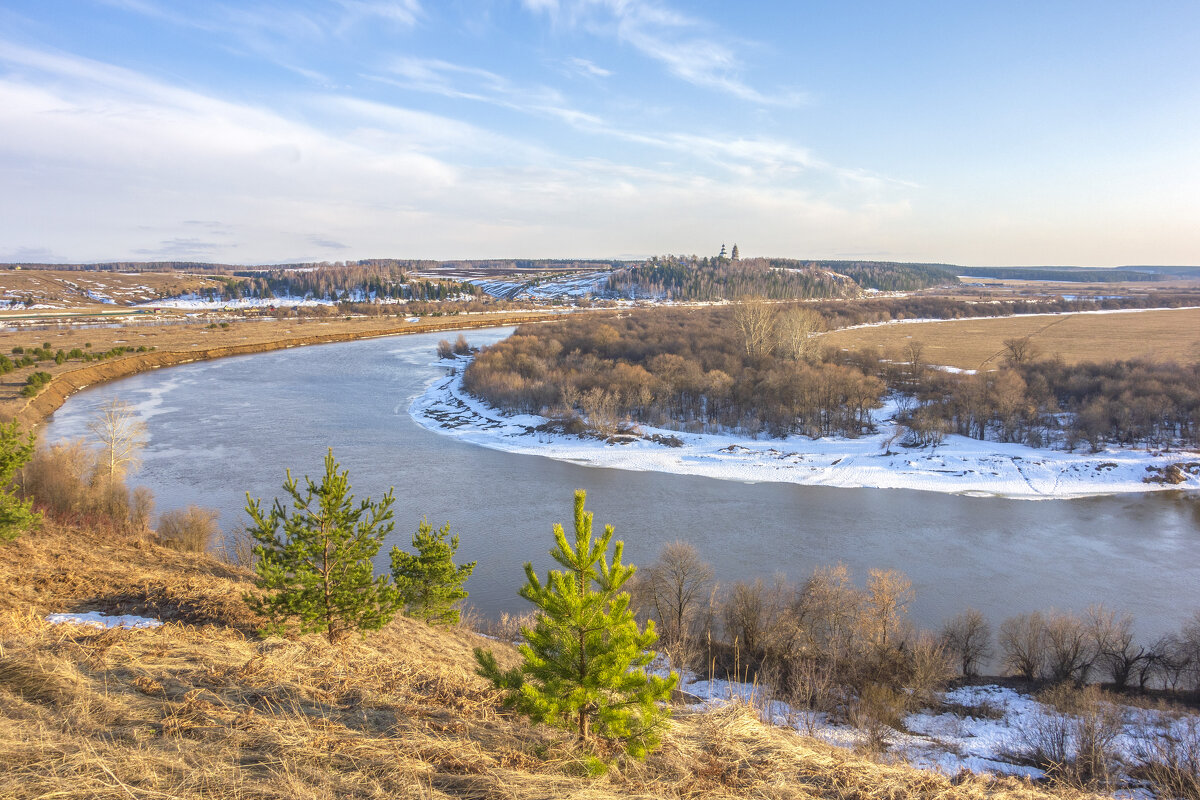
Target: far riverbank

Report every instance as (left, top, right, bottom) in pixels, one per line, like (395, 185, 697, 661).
(3, 310, 593, 428)
(412, 362, 1200, 500)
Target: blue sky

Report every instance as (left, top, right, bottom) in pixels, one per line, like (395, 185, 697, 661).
(1, 1, 1198, 265)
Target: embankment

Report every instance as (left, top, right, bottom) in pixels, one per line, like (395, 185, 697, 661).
(14, 311, 570, 428)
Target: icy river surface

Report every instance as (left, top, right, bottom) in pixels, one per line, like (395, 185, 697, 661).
(42, 326, 1200, 640)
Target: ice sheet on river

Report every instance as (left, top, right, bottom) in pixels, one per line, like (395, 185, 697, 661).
(410, 367, 1199, 499)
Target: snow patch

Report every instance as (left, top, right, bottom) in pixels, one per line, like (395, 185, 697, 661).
(46, 612, 163, 629)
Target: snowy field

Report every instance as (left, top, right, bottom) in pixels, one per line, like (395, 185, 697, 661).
(470, 271, 609, 301)
(411, 360, 1199, 499)
(135, 294, 335, 310)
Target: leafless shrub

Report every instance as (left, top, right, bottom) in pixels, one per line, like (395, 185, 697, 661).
(482, 610, 537, 643)
(850, 683, 907, 755)
(17, 438, 97, 515)
(907, 633, 954, 709)
(1133, 715, 1200, 800)
(128, 486, 155, 536)
(437, 339, 454, 359)
(1087, 605, 1143, 690)
(156, 505, 220, 553)
(217, 526, 257, 569)
(87, 398, 147, 485)
(774, 305, 823, 362)
(1012, 685, 1124, 789)
(1043, 610, 1096, 685)
(580, 387, 621, 436)
(453, 333, 472, 355)
(733, 297, 777, 358)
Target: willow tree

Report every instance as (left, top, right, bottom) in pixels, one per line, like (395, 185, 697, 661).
(475, 490, 676, 757)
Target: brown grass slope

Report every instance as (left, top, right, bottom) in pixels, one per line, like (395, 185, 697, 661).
(0, 523, 1100, 800)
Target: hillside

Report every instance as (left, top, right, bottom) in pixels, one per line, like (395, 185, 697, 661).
(0, 521, 1099, 800)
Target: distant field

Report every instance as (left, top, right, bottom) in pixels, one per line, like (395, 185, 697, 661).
(820, 307, 1200, 369)
(0, 269, 225, 309)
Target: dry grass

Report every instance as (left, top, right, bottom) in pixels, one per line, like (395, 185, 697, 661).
(821, 307, 1200, 370)
(0, 521, 1110, 800)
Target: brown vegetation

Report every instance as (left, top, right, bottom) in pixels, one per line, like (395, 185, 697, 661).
(464, 307, 884, 438)
(0, 519, 1104, 800)
(464, 306, 1200, 450)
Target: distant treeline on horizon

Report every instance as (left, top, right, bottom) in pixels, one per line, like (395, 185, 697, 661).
(4, 258, 1197, 280)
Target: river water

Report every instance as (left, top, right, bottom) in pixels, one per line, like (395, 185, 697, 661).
(41, 327, 1200, 640)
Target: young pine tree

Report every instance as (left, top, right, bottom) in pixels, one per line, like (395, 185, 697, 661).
(390, 518, 476, 626)
(244, 449, 401, 644)
(475, 489, 676, 758)
(0, 420, 40, 541)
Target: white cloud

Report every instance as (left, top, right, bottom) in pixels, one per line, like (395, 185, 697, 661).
(525, 0, 805, 106)
(0, 41, 914, 262)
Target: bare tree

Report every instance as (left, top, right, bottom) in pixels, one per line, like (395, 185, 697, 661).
(774, 305, 824, 362)
(1000, 611, 1048, 681)
(864, 568, 914, 651)
(940, 608, 994, 677)
(87, 398, 147, 485)
(732, 297, 777, 358)
(903, 340, 926, 386)
(1003, 335, 1039, 366)
(1087, 605, 1144, 690)
(797, 563, 863, 668)
(1044, 610, 1095, 684)
(643, 540, 714, 659)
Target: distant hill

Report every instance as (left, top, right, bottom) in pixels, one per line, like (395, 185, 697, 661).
(957, 265, 1200, 282)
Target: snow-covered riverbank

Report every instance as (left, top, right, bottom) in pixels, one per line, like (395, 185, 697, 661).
(682, 675, 1197, 784)
(410, 364, 1199, 499)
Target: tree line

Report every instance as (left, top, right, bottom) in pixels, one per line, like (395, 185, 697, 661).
(463, 305, 885, 439)
(462, 304, 1200, 451)
(886, 354, 1200, 451)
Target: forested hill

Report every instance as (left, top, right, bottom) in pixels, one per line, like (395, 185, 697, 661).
(604, 256, 959, 300)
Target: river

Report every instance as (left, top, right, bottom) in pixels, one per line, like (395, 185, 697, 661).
(41, 326, 1200, 641)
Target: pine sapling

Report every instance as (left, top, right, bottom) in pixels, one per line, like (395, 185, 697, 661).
(391, 518, 476, 626)
(245, 449, 401, 643)
(475, 489, 676, 758)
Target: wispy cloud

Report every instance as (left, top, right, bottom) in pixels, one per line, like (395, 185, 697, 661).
(335, 0, 422, 29)
(132, 238, 228, 257)
(524, 0, 805, 106)
(566, 56, 612, 78)
(309, 235, 349, 250)
(93, 0, 421, 82)
(370, 54, 838, 184)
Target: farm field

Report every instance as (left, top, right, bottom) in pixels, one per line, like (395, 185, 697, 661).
(0, 269, 229, 309)
(820, 306, 1200, 370)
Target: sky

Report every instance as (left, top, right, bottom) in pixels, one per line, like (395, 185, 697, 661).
(1, 1, 1198, 266)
